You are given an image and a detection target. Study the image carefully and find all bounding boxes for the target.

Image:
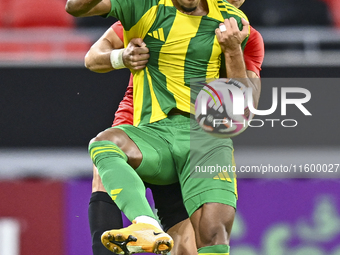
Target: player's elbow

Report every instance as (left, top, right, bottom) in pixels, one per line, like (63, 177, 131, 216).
(84, 52, 111, 73)
(84, 52, 97, 72)
(65, 0, 86, 17)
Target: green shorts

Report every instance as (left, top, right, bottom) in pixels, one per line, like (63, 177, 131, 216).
(113, 114, 237, 216)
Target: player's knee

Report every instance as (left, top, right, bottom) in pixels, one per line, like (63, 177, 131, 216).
(89, 128, 143, 169)
(176, 245, 197, 255)
(88, 129, 127, 163)
(88, 132, 105, 147)
(197, 223, 229, 247)
(89, 128, 124, 147)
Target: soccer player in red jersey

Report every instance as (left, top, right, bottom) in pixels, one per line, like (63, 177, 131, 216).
(85, 0, 264, 254)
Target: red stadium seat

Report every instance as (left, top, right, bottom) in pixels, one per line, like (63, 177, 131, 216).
(0, 42, 25, 52)
(0, 2, 3, 27)
(8, 0, 74, 28)
(65, 41, 92, 52)
(0, 0, 12, 27)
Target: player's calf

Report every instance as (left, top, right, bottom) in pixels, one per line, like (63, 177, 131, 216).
(190, 203, 235, 255)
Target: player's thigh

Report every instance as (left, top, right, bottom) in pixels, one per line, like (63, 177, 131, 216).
(114, 125, 178, 185)
(179, 124, 237, 216)
(169, 117, 237, 215)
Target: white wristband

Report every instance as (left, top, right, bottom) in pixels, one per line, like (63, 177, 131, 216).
(110, 49, 126, 69)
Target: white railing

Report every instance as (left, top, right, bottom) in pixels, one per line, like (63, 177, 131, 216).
(0, 26, 340, 67)
(257, 27, 340, 66)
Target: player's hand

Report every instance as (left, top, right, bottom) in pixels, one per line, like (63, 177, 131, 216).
(215, 17, 249, 54)
(122, 38, 150, 70)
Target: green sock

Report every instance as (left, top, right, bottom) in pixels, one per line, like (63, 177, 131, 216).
(198, 244, 230, 255)
(89, 140, 155, 221)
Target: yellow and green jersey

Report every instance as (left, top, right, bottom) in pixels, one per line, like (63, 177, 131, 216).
(108, 0, 249, 126)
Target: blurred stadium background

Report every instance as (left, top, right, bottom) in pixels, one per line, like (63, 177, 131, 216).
(1, 0, 340, 254)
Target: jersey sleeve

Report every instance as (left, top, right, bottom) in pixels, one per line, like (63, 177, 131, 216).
(112, 74, 134, 126)
(244, 26, 265, 77)
(111, 21, 124, 42)
(220, 0, 249, 51)
(107, 0, 157, 31)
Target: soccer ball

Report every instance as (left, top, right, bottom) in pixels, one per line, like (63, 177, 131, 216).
(194, 78, 253, 138)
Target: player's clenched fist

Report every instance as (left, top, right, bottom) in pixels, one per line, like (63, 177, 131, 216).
(123, 38, 150, 71)
(215, 17, 249, 54)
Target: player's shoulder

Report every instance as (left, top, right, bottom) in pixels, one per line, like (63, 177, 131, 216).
(244, 25, 265, 76)
(218, 0, 248, 21)
(111, 20, 122, 30)
(108, 0, 159, 31)
(111, 20, 124, 41)
(248, 26, 264, 46)
(249, 26, 263, 41)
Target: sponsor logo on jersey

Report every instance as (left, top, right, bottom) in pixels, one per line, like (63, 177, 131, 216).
(148, 28, 165, 42)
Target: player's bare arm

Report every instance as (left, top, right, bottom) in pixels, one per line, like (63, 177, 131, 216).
(85, 27, 124, 73)
(246, 70, 261, 109)
(65, 0, 111, 17)
(85, 28, 150, 73)
(216, 17, 261, 108)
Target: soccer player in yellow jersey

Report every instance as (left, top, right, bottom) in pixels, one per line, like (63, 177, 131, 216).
(66, 0, 261, 254)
